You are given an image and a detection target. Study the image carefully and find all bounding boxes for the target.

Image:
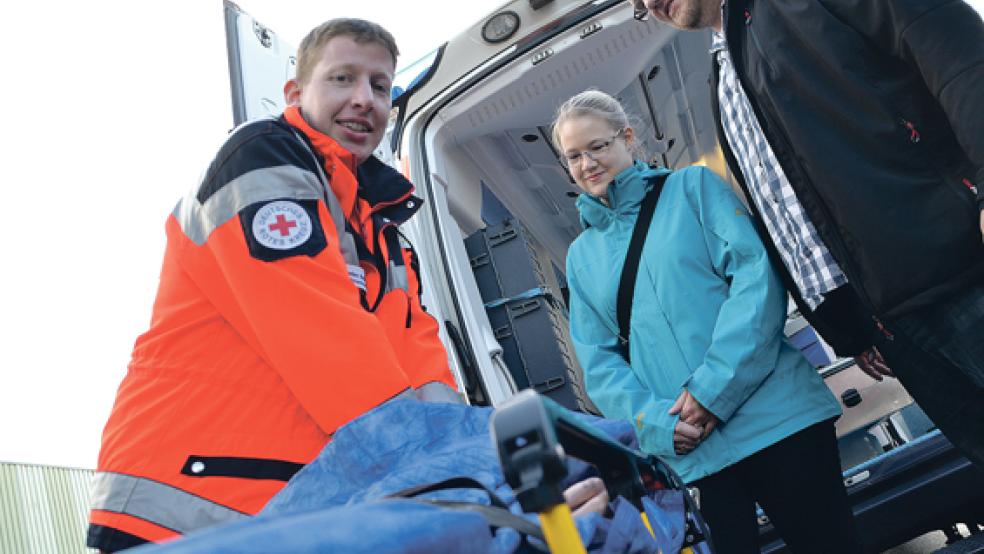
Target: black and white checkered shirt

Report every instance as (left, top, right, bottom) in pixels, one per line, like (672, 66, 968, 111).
(711, 31, 847, 309)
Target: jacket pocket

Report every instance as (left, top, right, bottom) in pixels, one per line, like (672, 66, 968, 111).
(897, 117, 976, 211)
(745, 11, 780, 80)
(181, 455, 304, 481)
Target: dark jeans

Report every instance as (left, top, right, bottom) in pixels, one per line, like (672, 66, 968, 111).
(875, 283, 984, 469)
(691, 420, 861, 554)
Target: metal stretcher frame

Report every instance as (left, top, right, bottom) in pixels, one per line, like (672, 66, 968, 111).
(490, 389, 713, 553)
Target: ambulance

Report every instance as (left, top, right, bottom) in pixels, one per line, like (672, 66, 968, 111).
(224, 1, 984, 551)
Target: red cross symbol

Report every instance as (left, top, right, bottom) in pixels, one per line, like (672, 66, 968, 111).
(268, 214, 298, 237)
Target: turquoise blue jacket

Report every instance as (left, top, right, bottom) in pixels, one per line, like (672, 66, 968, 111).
(566, 162, 841, 483)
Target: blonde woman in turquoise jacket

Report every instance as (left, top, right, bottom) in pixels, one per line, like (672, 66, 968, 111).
(555, 90, 860, 554)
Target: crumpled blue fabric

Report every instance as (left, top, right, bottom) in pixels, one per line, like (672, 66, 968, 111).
(643, 491, 685, 553)
(137, 399, 689, 553)
(134, 499, 494, 553)
(594, 497, 661, 554)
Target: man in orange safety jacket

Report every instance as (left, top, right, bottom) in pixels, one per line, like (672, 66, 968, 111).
(87, 19, 459, 551)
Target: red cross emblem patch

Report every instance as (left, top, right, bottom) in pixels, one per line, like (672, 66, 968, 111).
(251, 200, 313, 250)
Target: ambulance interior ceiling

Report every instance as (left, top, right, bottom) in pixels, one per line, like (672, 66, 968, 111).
(427, 13, 717, 269)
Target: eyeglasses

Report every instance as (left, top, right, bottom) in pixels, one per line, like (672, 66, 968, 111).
(562, 129, 625, 168)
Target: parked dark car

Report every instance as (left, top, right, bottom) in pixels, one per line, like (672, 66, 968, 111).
(758, 359, 984, 553)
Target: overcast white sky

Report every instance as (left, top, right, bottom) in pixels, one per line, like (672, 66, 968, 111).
(2, 1, 983, 470)
(0, 0, 506, 469)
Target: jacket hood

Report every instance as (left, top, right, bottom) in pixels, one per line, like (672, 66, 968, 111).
(576, 161, 672, 229)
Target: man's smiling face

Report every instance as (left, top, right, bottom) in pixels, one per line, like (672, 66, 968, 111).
(287, 35, 394, 163)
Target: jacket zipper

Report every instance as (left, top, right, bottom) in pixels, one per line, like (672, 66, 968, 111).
(872, 316, 894, 341)
(899, 118, 920, 143)
(744, 9, 780, 78)
(900, 117, 977, 206)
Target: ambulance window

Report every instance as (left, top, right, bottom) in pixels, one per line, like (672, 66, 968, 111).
(392, 48, 441, 102)
(389, 46, 444, 153)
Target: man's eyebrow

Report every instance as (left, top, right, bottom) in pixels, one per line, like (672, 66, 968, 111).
(324, 62, 393, 80)
(323, 62, 353, 71)
(371, 69, 395, 81)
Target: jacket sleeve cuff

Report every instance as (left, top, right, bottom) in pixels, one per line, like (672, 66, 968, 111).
(824, 329, 870, 358)
(635, 407, 679, 458)
(805, 286, 872, 357)
(685, 371, 739, 423)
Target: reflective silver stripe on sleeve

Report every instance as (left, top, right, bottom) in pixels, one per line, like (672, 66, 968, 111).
(386, 262, 410, 294)
(90, 471, 248, 534)
(290, 129, 362, 271)
(414, 382, 464, 404)
(290, 130, 346, 245)
(174, 165, 323, 246)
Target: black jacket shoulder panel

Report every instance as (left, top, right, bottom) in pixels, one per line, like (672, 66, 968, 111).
(197, 118, 324, 204)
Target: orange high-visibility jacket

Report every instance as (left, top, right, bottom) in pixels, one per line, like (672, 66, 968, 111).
(87, 107, 457, 551)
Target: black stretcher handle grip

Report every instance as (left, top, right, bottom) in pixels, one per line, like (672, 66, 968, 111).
(490, 389, 666, 513)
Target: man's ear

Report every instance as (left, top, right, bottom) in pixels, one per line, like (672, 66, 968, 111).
(283, 79, 301, 106)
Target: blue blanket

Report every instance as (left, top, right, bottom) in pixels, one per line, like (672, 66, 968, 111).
(138, 399, 689, 553)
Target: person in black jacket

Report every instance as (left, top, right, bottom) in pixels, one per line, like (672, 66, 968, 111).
(633, 0, 984, 473)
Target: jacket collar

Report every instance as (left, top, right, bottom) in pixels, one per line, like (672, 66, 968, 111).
(283, 105, 357, 176)
(710, 30, 727, 55)
(576, 161, 669, 229)
(357, 156, 420, 225)
(712, 0, 730, 50)
(722, 0, 744, 45)
(283, 106, 420, 225)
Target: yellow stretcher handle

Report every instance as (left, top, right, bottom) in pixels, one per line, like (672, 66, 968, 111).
(538, 503, 587, 554)
(642, 512, 654, 536)
(642, 512, 695, 554)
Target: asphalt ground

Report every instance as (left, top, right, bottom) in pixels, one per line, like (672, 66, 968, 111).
(884, 526, 983, 553)
(885, 531, 947, 553)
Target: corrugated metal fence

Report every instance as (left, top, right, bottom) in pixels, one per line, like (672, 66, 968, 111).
(0, 462, 96, 554)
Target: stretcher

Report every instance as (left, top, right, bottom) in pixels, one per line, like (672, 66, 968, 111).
(143, 397, 707, 553)
(491, 389, 714, 554)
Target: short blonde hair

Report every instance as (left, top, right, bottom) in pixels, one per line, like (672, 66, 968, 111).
(551, 90, 634, 152)
(295, 19, 399, 85)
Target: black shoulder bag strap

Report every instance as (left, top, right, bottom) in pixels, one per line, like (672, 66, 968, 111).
(616, 173, 668, 363)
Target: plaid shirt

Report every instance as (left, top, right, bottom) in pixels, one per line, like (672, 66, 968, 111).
(711, 31, 847, 309)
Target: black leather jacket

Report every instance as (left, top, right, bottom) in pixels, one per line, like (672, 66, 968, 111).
(711, 0, 984, 354)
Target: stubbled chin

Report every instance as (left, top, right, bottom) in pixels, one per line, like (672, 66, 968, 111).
(334, 133, 376, 161)
(346, 144, 372, 163)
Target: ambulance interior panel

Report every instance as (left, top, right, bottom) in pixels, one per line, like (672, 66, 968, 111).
(428, 15, 718, 275)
